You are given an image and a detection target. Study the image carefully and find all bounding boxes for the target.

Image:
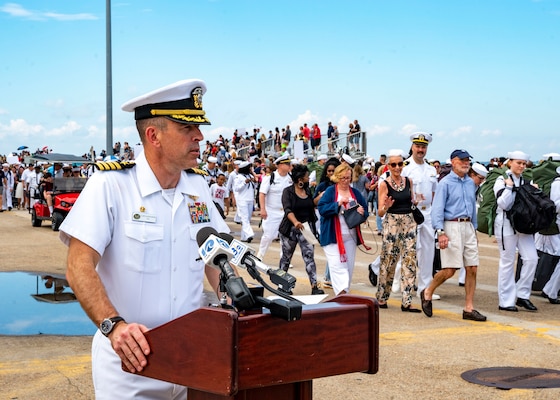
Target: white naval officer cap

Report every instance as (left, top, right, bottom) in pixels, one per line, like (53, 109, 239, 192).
(410, 132, 432, 145)
(207, 156, 218, 163)
(274, 154, 291, 164)
(121, 79, 211, 125)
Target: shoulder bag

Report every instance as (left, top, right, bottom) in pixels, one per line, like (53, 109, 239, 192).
(342, 203, 367, 229)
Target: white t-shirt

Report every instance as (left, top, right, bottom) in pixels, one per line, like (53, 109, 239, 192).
(210, 183, 229, 210)
(259, 171, 292, 212)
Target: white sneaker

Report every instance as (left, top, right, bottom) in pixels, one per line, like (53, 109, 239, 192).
(416, 292, 441, 300)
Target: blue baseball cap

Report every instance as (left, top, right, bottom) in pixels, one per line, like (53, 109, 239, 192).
(450, 149, 472, 160)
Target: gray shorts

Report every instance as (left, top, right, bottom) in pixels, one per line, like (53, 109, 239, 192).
(440, 221, 479, 268)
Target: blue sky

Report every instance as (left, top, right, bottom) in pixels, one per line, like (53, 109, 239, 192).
(1, 0, 559, 163)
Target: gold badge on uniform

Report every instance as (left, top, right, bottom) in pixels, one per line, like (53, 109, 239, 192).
(189, 202, 210, 224)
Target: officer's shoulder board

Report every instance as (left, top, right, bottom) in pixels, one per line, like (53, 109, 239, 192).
(186, 167, 208, 176)
(403, 160, 411, 167)
(94, 161, 136, 171)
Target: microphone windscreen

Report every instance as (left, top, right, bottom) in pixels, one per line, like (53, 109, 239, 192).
(196, 226, 219, 246)
(218, 232, 235, 244)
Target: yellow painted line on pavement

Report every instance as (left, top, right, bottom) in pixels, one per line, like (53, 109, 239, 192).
(0, 354, 90, 376)
(351, 288, 560, 345)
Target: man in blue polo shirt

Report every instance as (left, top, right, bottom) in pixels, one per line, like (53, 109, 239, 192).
(420, 149, 487, 322)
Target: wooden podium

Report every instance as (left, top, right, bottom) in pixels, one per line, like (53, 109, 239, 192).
(137, 294, 379, 399)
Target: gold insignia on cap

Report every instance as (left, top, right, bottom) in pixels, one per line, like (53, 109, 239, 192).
(140, 206, 146, 212)
(192, 87, 203, 109)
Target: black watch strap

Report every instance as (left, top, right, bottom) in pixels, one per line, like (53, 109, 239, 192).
(100, 316, 125, 337)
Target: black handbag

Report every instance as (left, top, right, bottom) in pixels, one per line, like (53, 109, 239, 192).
(342, 203, 367, 229)
(411, 205, 425, 225)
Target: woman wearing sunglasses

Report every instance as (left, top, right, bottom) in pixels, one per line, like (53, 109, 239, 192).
(318, 163, 369, 295)
(376, 149, 421, 312)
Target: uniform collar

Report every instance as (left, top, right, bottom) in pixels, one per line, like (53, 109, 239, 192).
(136, 152, 163, 197)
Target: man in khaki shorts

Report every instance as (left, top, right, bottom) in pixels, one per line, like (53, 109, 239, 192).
(420, 149, 487, 322)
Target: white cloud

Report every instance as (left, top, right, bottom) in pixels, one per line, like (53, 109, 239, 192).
(480, 129, 502, 137)
(0, 3, 97, 21)
(45, 120, 81, 137)
(400, 124, 420, 136)
(450, 126, 472, 137)
(367, 124, 391, 136)
(0, 118, 44, 137)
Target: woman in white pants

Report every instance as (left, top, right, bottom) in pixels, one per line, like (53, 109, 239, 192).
(494, 151, 538, 312)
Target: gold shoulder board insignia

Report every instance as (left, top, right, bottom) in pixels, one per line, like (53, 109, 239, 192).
(94, 161, 136, 171)
(186, 168, 208, 176)
(403, 160, 410, 166)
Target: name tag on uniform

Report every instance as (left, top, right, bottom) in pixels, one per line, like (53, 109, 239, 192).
(132, 212, 157, 223)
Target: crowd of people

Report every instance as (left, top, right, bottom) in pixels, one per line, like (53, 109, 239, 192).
(2, 77, 560, 398)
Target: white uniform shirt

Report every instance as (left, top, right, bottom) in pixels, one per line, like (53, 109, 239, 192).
(59, 152, 228, 329)
(21, 168, 31, 189)
(233, 173, 256, 203)
(259, 171, 292, 212)
(402, 159, 438, 210)
(494, 171, 523, 237)
(26, 170, 43, 189)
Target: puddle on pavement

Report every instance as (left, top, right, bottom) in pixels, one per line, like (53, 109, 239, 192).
(0, 271, 96, 335)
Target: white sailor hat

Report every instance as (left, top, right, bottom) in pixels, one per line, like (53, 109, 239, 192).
(387, 149, 406, 158)
(72, 167, 80, 172)
(543, 152, 560, 161)
(233, 160, 242, 165)
(239, 161, 251, 169)
(317, 154, 328, 161)
(341, 153, 355, 165)
(207, 156, 218, 163)
(2, 163, 9, 167)
(471, 162, 488, 178)
(274, 154, 291, 164)
(121, 79, 210, 125)
(410, 132, 432, 145)
(507, 150, 530, 162)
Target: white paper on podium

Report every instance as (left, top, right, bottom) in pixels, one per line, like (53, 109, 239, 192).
(268, 294, 328, 305)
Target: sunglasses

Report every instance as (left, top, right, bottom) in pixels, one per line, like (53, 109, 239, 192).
(389, 162, 404, 168)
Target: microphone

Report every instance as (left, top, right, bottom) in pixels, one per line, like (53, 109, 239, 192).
(196, 227, 254, 310)
(219, 233, 297, 293)
(217, 232, 303, 321)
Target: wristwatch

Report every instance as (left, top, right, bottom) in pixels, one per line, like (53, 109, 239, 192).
(100, 316, 125, 337)
(436, 229, 445, 236)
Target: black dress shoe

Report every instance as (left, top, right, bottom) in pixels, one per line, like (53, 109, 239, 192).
(378, 303, 388, 309)
(542, 292, 560, 304)
(498, 306, 518, 312)
(401, 305, 422, 313)
(420, 289, 432, 317)
(516, 298, 538, 311)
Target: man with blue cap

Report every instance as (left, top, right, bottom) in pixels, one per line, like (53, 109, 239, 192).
(60, 79, 229, 398)
(421, 149, 487, 322)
